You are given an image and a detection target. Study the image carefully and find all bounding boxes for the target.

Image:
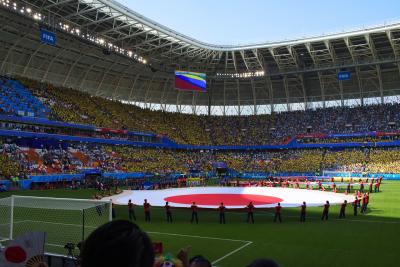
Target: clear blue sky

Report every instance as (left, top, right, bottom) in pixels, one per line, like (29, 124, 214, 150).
(117, 0, 400, 45)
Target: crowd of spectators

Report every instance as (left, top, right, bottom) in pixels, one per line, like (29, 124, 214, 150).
(3, 136, 400, 180)
(16, 77, 400, 146)
(2, 77, 400, 181)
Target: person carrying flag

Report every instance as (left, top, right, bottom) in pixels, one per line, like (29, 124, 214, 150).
(165, 201, 173, 223)
(321, 201, 330, 221)
(218, 202, 226, 224)
(339, 200, 347, 218)
(191, 202, 199, 224)
(143, 199, 151, 222)
(246, 201, 255, 223)
(273, 203, 282, 223)
(128, 199, 136, 221)
(353, 197, 359, 216)
(300, 201, 306, 222)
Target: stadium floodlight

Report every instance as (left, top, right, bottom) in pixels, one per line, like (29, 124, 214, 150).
(0, 195, 111, 255)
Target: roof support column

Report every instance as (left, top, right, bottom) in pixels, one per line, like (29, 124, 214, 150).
(376, 65, 384, 104)
(336, 70, 345, 107)
(159, 77, 170, 110)
(236, 79, 241, 115)
(23, 44, 45, 76)
(78, 59, 102, 91)
(250, 78, 257, 115)
(1, 33, 30, 74)
(95, 62, 118, 96)
(283, 76, 290, 111)
(128, 74, 141, 102)
(355, 67, 364, 106)
(317, 72, 326, 108)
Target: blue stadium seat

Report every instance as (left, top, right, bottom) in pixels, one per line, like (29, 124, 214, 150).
(0, 78, 49, 118)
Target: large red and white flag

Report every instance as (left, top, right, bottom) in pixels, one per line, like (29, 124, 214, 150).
(0, 232, 46, 267)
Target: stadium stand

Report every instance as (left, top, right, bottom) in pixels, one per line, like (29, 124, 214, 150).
(1, 78, 400, 185)
(0, 77, 49, 118)
(10, 77, 400, 146)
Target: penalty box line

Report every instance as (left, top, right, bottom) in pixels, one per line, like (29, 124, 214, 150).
(11, 220, 253, 265)
(147, 231, 253, 266)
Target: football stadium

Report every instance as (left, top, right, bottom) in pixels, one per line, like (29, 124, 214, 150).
(0, 0, 400, 266)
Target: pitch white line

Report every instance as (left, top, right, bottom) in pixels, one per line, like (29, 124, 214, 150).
(212, 241, 253, 265)
(18, 220, 99, 228)
(18, 220, 253, 265)
(148, 231, 253, 266)
(148, 231, 250, 243)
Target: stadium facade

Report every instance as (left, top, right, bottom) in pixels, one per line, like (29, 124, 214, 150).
(1, 0, 400, 115)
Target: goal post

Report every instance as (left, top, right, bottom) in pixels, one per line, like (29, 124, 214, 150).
(0, 195, 111, 255)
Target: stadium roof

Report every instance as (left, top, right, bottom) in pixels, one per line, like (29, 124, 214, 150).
(1, 0, 400, 115)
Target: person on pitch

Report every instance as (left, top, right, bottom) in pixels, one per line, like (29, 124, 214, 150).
(128, 199, 136, 221)
(246, 201, 255, 223)
(353, 197, 358, 216)
(339, 200, 347, 219)
(165, 201, 173, 223)
(346, 183, 351, 194)
(300, 201, 306, 222)
(191, 202, 199, 224)
(218, 202, 226, 224)
(111, 199, 116, 219)
(365, 192, 370, 211)
(321, 201, 330, 221)
(273, 202, 282, 223)
(143, 199, 151, 222)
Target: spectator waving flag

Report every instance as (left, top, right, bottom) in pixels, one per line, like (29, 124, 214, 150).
(0, 232, 46, 267)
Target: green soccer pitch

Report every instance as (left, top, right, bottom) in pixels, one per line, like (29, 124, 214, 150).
(1, 181, 399, 267)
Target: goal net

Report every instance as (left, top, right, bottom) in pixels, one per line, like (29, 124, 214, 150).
(0, 195, 111, 255)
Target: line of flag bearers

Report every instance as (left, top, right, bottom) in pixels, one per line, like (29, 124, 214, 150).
(111, 192, 371, 223)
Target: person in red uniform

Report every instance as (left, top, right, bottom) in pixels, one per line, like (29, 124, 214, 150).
(165, 201, 172, 223)
(218, 202, 226, 224)
(143, 199, 151, 222)
(361, 193, 369, 214)
(246, 201, 255, 223)
(128, 199, 136, 221)
(190, 202, 198, 224)
(369, 181, 373, 193)
(339, 200, 347, 218)
(353, 197, 358, 216)
(300, 201, 306, 222)
(273, 203, 282, 223)
(321, 201, 330, 220)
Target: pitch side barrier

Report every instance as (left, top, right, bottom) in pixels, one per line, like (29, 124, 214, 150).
(0, 114, 156, 138)
(9, 171, 400, 190)
(4, 128, 400, 150)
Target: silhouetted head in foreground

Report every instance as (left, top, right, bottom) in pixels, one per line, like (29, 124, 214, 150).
(247, 258, 280, 267)
(79, 220, 154, 267)
(189, 255, 212, 267)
